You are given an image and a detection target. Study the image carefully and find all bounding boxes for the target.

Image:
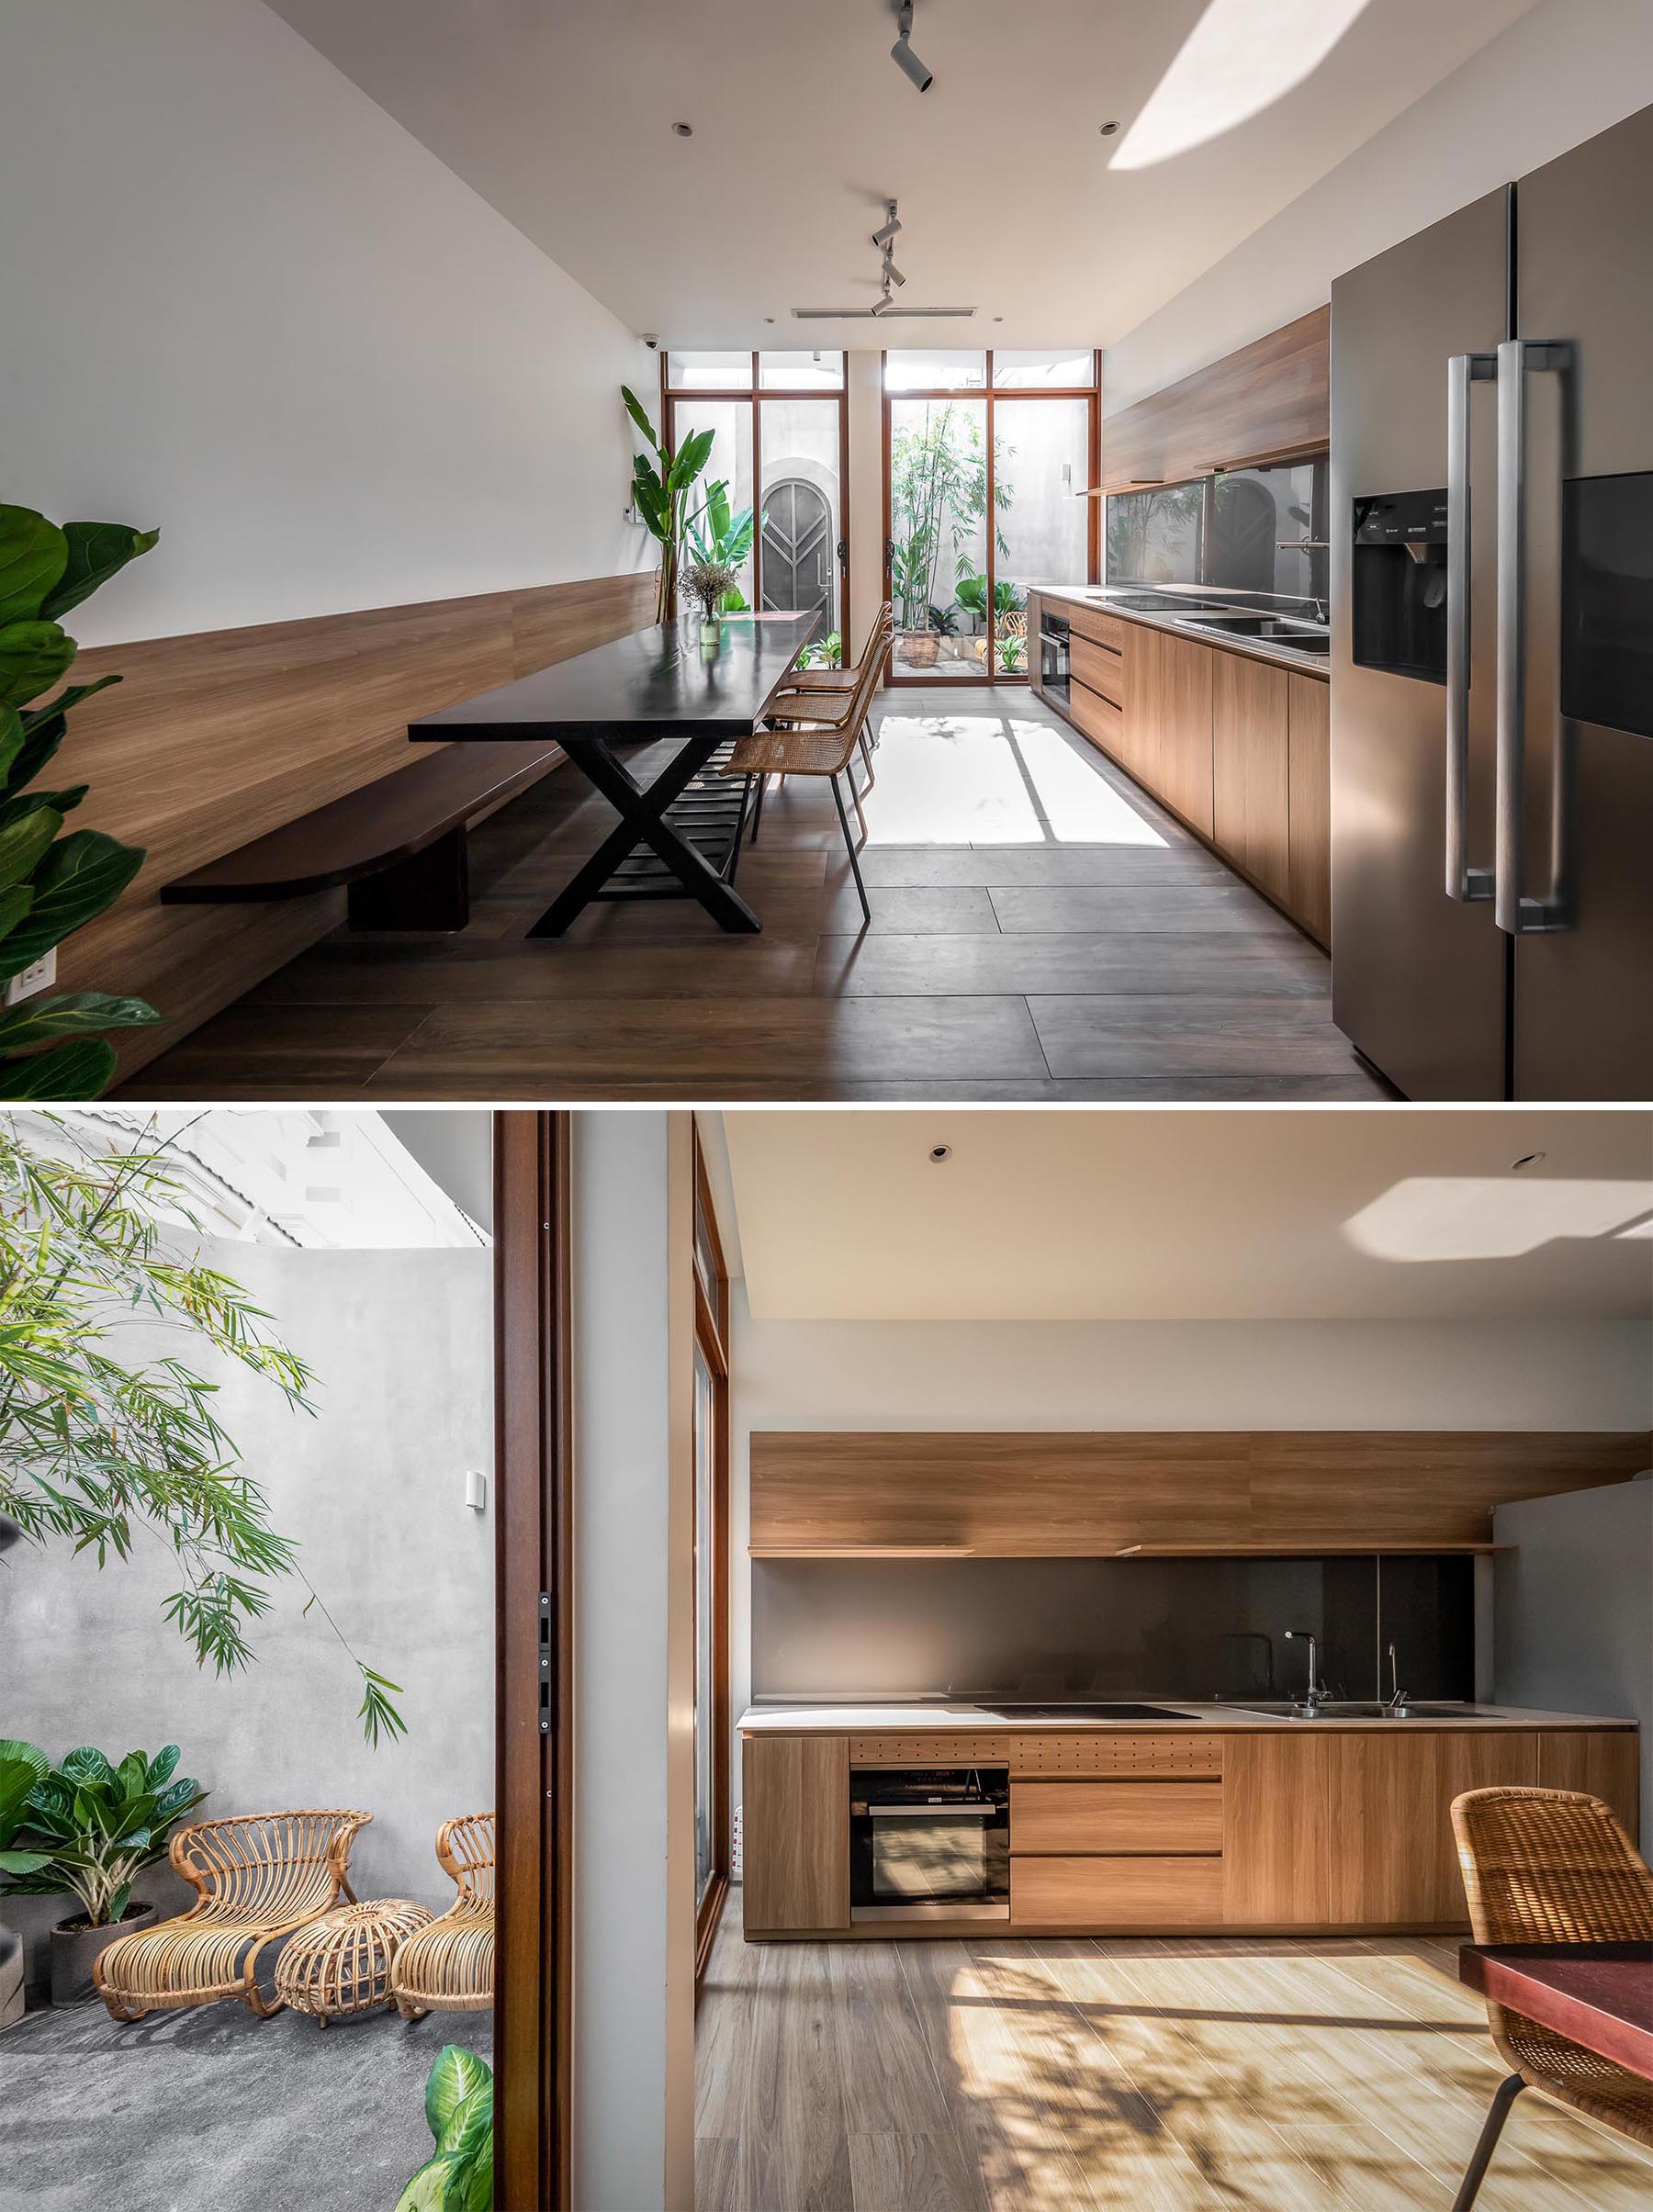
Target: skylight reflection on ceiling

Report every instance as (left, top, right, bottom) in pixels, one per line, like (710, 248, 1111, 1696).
(1111, 0, 1376, 172)
(1344, 1177, 1653, 1263)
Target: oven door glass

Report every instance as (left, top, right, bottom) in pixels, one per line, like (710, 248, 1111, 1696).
(870, 1806, 992, 1905)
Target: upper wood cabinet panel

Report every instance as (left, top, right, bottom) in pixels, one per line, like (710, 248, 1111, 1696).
(748, 1431, 1652, 1554)
(1100, 309, 1330, 491)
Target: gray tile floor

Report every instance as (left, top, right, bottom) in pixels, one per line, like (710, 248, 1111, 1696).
(0, 1991, 490, 2211)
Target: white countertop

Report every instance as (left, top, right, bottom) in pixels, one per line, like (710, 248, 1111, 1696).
(739, 1701, 1636, 1734)
(1033, 584, 1331, 678)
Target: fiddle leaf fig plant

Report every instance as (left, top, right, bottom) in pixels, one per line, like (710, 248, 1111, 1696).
(622, 389, 714, 624)
(0, 1114, 405, 1746)
(1, 1744, 208, 1928)
(0, 505, 161, 1100)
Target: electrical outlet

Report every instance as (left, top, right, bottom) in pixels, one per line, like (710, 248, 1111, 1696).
(3, 950, 55, 1007)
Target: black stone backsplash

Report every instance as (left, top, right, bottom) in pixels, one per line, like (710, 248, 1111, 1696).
(751, 1555, 1474, 1704)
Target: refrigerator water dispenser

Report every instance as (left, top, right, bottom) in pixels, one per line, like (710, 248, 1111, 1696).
(1351, 488, 1450, 684)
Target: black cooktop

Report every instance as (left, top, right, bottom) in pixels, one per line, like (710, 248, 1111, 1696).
(983, 1702, 1197, 1721)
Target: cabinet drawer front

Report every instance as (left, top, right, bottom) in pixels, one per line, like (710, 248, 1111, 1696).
(849, 1734, 1008, 1764)
(1012, 1854, 1224, 1927)
(1065, 604, 1128, 653)
(1071, 633, 1123, 704)
(1011, 1733, 1224, 1779)
(1069, 679, 1124, 753)
(1013, 1779, 1224, 1854)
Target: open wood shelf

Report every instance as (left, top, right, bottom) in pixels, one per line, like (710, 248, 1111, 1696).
(748, 1542, 1507, 1558)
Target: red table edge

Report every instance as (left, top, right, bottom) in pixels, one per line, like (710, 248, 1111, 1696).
(1460, 1944, 1653, 2081)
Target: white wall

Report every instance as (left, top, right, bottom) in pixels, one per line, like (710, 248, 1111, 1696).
(573, 1115, 695, 2212)
(1103, 0, 1653, 414)
(728, 1303, 1652, 1800)
(0, 0, 654, 646)
(4, 1239, 494, 1993)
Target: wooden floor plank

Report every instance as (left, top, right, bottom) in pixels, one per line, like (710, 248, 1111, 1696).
(119, 686, 1378, 1101)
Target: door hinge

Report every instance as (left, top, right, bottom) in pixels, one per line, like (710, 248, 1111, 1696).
(538, 1591, 553, 1735)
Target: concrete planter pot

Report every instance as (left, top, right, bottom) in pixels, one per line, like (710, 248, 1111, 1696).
(50, 1902, 154, 2006)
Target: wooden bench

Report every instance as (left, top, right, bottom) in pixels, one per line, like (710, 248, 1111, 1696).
(162, 737, 565, 930)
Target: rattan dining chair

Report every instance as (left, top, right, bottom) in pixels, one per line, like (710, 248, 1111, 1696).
(93, 1808, 371, 2022)
(748, 603, 893, 829)
(1449, 1786, 1653, 2208)
(720, 634, 884, 922)
(390, 1813, 496, 2019)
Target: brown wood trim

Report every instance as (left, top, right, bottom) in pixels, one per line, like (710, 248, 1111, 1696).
(76, 569, 655, 1081)
(1098, 308, 1330, 493)
(748, 1431, 1653, 1554)
(692, 1122, 731, 1994)
(694, 1870, 729, 1993)
(494, 1111, 574, 2211)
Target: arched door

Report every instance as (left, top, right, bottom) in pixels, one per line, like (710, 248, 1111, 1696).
(760, 477, 833, 626)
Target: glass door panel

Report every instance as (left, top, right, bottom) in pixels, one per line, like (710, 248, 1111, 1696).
(889, 396, 990, 679)
(994, 397, 1090, 677)
(671, 398, 756, 611)
(759, 398, 841, 646)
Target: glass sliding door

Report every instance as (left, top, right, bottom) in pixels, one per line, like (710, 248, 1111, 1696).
(888, 395, 990, 679)
(759, 399, 842, 646)
(884, 350, 1097, 685)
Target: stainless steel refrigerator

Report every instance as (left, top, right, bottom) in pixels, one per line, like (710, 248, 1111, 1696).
(1330, 102, 1653, 1100)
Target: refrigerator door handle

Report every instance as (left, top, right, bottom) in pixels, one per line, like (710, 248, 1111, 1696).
(1494, 336, 1573, 937)
(1445, 351, 1498, 901)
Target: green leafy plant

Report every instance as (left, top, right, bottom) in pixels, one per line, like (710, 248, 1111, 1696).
(622, 389, 714, 624)
(995, 630, 1026, 673)
(1, 1744, 206, 1928)
(681, 479, 760, 611)
(887, 405, 1012, 638)
(0, 1738, 49, 1884)
(796, 630, 842, 671)
(396, 2045, 493, 2212)
(0, 1114, 404, 1746)
(954, 576, 1027, 630)
(0, 506, 162, 1100)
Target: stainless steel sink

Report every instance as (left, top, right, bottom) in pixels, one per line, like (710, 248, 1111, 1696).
(1177, 612, 1331, 652)
(1224, 1700, 1473, 1721)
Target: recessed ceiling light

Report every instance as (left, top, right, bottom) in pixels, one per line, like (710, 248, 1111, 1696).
(928, 1143, 952, 1164)
(1511, 1151, 1547, 1171)
(1098, 119, 1119, 135)
(672, 121, 693, 137)
(993, 316, 1004, 323)
(764, 316, 775, 324)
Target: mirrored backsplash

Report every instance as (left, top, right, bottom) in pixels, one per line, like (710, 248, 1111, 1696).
(751, 1555, 1474, 1706)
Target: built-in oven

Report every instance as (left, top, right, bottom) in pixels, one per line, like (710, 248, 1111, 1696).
(849, 1766, 1010, 1922)
(1039, 610, 1071, 704)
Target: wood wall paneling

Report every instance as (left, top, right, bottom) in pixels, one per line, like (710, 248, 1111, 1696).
(741, 1735, 849, 1933)
(1099, 308, 1330, 491)
(55, 570, 655, 1077)
(747, 1431, 1652, 1554)
(1287, 671, 1333, 947)
(1211, 651, 1290, 904)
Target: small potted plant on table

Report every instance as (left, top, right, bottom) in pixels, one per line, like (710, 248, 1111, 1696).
(2, 1744, 207, 2004)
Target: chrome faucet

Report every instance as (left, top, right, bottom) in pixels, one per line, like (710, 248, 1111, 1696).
(1386, 1642, 1410, 1713)
(1284, 1628, 1328, 1710)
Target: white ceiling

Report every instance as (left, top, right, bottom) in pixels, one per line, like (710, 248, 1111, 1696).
(266, 0, 1539, 349)
(723, 1110, 1653, 1321)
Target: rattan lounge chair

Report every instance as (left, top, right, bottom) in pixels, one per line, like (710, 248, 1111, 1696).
(391, 1813, 496, 2019)
(93, 1808, 370, 2022)
(1449, 1785, 1653, 2208)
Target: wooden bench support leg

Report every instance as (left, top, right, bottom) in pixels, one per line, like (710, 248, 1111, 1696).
(347, 825, 470, 932)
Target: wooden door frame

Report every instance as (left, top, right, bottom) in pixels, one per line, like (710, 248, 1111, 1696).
(493, 1111, 573, 2210)
(661, 352, 852, 648)
(691, 1127, 732, 1987)
(881, 349, 1101, 688)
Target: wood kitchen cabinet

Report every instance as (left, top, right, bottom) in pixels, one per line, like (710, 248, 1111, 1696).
(1212, 653, 1290, 906)
(742, 1735, 849, 1934)
(1287, 672, 1332, 946)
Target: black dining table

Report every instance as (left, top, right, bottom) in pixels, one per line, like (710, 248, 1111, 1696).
(410, 612, 815, 935)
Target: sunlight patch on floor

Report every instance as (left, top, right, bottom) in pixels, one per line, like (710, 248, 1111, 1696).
(864, 714, 1169, 848)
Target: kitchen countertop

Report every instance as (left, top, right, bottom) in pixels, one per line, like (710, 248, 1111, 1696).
(1034, 583, 1331, 677)
(740, 1701, 1636, 1734)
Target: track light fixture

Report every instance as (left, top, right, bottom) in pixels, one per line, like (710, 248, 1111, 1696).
(891, 3, 933, 91)
(871, 213, 903, 251)
(883, 260, 906, 288)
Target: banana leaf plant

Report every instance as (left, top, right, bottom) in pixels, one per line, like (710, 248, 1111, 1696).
(622, 389, 714, 625)
(0, 504, 161, 1098)
(396, 2045, 494, 2212)
(954, 575, 1027, 633)
(2, 1745, 207, 1928)
(681, 478, 761, 611)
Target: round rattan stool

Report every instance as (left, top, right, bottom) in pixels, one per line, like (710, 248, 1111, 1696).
(274, 1897, 433, 2027)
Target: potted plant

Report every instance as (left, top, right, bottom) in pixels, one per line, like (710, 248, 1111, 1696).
(622, 389, 714, 626)
(397, 2044, 493, 2211)
(3, 1743, 207, 2004)
(680, 559, 739, 652)
(0, 1721, 45, 2030)
(0, 504, 163, 1098)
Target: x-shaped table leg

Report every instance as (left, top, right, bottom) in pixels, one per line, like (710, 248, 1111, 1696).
(526, 732, 760, 937)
